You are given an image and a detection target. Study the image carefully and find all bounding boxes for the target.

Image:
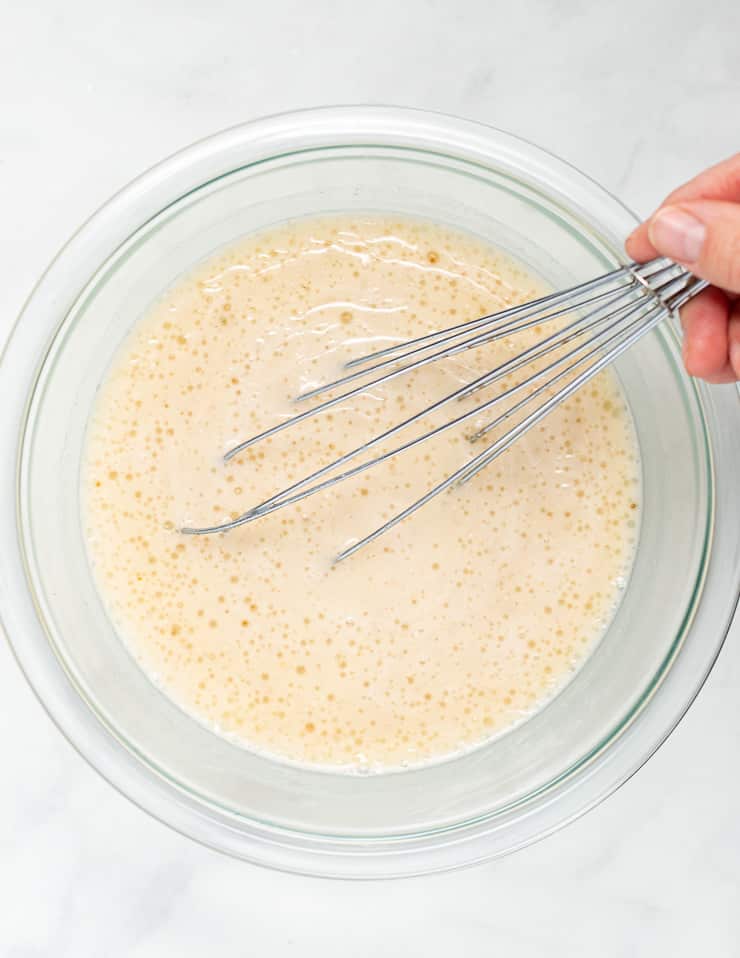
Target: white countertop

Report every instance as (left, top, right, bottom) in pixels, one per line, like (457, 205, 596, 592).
(2, 1, 739, 953)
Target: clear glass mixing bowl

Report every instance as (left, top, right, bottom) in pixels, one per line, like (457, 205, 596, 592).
(1, 106, 738, 878)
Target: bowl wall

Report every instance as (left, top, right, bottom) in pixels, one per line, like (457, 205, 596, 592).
(3, 107, 739, 877)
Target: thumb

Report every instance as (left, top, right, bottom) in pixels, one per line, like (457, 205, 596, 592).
(647, 200, 740, 294)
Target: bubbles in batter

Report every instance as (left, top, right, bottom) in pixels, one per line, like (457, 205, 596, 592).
(83, 216, 640, 770)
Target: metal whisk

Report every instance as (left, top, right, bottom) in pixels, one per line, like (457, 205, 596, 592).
(181, 257, 706, 560)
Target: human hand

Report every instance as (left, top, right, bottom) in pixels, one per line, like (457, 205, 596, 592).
(625, 152, 740, 384)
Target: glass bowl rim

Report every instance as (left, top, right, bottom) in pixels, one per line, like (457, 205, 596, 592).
(1, 104, 739, 879)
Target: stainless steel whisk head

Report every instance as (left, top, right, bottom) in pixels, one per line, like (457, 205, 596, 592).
(181, 257, 706, 560)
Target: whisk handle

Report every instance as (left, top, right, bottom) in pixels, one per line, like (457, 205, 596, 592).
(628, 258, 708, 313)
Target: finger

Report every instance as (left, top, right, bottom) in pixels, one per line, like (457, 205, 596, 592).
(728, 299, 740, 380)
(690, 299, 740, 385)
(626, 152, 740, 262)
(680, 286, 730, 381)
(675, 284, 725, 335)
(624, 225, 658, 262)
(647, 200, 740, 294)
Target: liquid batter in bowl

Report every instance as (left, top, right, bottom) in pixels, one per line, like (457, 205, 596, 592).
(83, 215, 640, 770)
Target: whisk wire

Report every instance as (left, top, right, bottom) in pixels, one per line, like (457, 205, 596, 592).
(336, 303, 669, 563)
(182, 296, 658, 536)
(181, 258, 706, 559)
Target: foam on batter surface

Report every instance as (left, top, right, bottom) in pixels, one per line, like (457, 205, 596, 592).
(83, 216, 639, 769)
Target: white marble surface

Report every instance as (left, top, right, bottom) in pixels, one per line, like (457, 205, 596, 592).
(1, 1, 739, 954)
